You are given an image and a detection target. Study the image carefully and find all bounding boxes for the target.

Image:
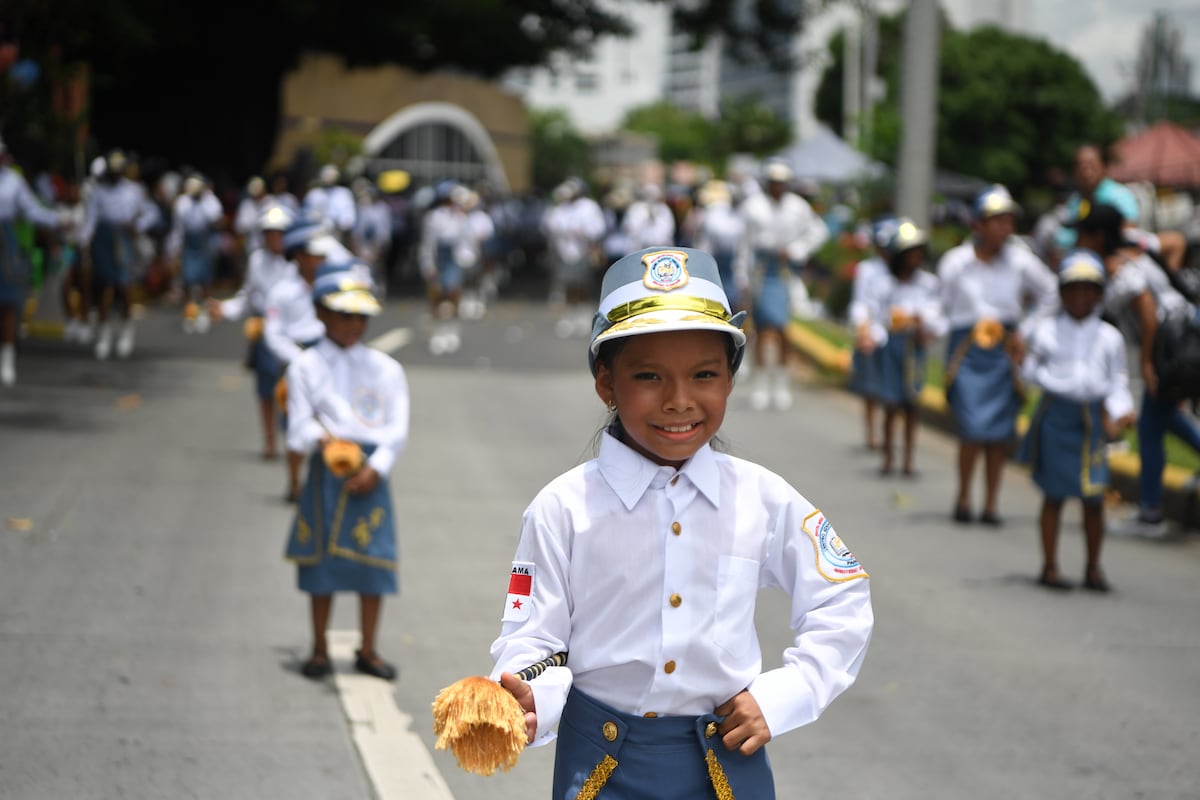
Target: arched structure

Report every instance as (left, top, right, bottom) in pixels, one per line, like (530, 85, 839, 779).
(362, 102, 510, 191)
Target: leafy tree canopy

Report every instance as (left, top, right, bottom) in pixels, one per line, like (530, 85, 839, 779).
(2, 0, 820, 185)
(816, 13, 1122, 199)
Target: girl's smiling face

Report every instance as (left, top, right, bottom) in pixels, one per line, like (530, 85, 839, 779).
(594, 329, 735, 469)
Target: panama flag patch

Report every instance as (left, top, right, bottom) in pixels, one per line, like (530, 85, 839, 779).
(502, 562, 535, 622)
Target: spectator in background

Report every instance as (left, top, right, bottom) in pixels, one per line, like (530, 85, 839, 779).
(621, 183, 676, 252)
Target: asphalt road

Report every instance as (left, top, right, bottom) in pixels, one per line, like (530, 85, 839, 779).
(1, 297, 1197, 799)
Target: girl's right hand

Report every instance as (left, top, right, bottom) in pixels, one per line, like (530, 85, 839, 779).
(498, 672, 538, 743)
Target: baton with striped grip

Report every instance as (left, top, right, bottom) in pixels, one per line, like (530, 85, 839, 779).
(512, 651, 568, 681)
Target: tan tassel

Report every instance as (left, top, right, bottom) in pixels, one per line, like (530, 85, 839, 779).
(431, 652, 567, 776)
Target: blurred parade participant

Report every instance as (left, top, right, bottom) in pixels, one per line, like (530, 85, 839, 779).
(350, 177, 393, 296)
(79, 149, 159, 360)
(600, 184, 634, 268)
(939, 185, 1057, 525)
(208, 204, 296, 459)
(846, 216, 899, 450)
(269, 172, 300, 213)
(542, 178, 606, 338)
(691, 179, 746, 314)
(284, 261, 408, 681)
(417, 181, 472, 354)
(304, 165, 356, 244)
(169, 173, 223, 333)
(621, 182, 675, 251)
(738, 160, 830, 411)
(1019, 250, 1134, 591)
(234, 175, 269, 257)
(264, 218, 328, 501)
(874, 220, 945, 477)
(0, 137, 63, 386)
(458, 188, 495, 321)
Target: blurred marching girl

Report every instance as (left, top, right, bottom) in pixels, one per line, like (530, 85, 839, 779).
(874, 219, 945, 476)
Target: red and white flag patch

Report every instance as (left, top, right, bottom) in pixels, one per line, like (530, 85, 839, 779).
(502, 562, 534, 622)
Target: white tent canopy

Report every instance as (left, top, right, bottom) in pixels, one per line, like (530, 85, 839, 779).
(775, 124, 887, 184)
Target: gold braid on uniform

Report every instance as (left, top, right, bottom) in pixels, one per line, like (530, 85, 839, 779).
(573, 754, 618, 800)
(705, 749, 736, 800)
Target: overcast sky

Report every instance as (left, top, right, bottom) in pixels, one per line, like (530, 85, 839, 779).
(940, 0, 1200, 102)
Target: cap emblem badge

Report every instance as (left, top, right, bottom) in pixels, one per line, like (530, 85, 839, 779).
(641, 250, 689, 291)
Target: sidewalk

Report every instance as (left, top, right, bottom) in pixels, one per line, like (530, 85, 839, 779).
(787, 320, 1200, 532)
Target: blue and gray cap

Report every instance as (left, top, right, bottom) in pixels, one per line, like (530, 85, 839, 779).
(588, 247, 747, 375)
(1058, 249, 1105, 287)
(312, 261, 382, 316)
(973, 184, 1020, 220)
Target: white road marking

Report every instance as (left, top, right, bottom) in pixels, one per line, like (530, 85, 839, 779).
(328, 630, 456, 800)
(368, 328, 413, 355)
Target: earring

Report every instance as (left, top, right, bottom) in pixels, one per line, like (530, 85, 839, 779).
(606, 402, 617, 413)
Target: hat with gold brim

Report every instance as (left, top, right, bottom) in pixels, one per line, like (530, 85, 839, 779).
(312, 262, 382, 316)
(1058, 249, 1106, 287)
(589, 247, 746, 374)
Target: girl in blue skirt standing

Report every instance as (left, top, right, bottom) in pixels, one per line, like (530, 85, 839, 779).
(1019, 250, 1133, 591)
(875, 220, 945, 476)
(490, 247, 872, 799)
(284, 262, 410, 679)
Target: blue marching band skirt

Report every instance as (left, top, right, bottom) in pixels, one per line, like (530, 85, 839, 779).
(711, 247, 740, 309)
(944, 324, 1022, 442)
(1018, 394, 1108, 501)
(554, 688, 775, 800)
(180, 229, 214, 287)
(0, 220, 25, 306)
(285, 443, 398, 595)
(90, 220, 135, 289)
(247, 333, 280, 401)
(751, 250, 792, 330)
(848, 345, 883, 399)
(435, 242, 463, 293)
(877, 330, 926, 408)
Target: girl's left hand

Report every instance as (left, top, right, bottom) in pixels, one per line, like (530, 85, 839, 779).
(714, 690, 772, 755)
(345, 466, 380, 495)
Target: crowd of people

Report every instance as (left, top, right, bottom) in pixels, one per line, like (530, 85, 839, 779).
(4, 133, 1198, 595)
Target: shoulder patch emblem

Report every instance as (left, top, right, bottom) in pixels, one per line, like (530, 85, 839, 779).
(502, 561, 534, 622)
(802, 510, 868, 582)
(641, 250, 690, 291)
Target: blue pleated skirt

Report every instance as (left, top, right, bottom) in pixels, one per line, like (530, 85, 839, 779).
(945, 326, 1020, 442)
(1018, 394, 1108, 501)
(90, 221, 135, 289)
(0, 220, 25, 305)
(554, 689, 774, 800)
(877, 330, 926, 407)
(286, 444, 398, 595)
(751, 251, 791, 330)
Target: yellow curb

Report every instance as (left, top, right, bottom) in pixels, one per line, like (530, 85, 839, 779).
(786, 320, 1198, 494)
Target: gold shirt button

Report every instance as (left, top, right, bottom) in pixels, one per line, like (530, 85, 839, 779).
(705, 722, 718, 738)
(671, 521, 682, 535)
(602, 721, 618, 742)
(664, 660, 676, 674)
(669, 593, 682, 607)
(643, 711, 658, 718)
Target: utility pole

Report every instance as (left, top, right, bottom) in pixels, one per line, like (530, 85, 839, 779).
(895, 0, 940, 227)
(843, 14, 861, 146)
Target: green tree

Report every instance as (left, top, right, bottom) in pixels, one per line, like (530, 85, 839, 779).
(622, 102, 717, 165)
(530, 109, 592, 192)
(713, 96, 793, 159)
(816, 13, 1122, 198)
(2, 0, 831, 183)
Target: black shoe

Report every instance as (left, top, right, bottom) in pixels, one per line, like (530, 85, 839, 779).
(952, 506, 973, 524)
(1037, 568, 1073, 591)
(300, 654, 332, 680)
(354, 650, 397, 681)
(979, 511, 1003, 527)
(1083, 568, 1112, 593)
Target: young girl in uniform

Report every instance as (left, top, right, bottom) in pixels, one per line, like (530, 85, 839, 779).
(1019, 250, 1134, 592)
(846, 216, 898, 451)
(875, 219, 945, 476)
(490, 247, 873, 799)
(284, 261, 410, 680)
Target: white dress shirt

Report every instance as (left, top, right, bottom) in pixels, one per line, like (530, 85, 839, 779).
(219, 248, 295, 320)
(168, 191, 223, 257)
(621, 200, 676, 251)
(737, 191, 829, 271)
(693, 202, 745, 256)
(847, 256, 891, 340)
(263, 272, 325, 365)
(0, 167, 60, 227)
(1103, 252, 1192, 345)
(877, 270, 948, 344)
(285, 339, 410, 476)
(937, 239, 1058, 331)
(79, 178, 158, 245)
(544, 196, 607, 265)
(490, 433, 873, 746)
(1022, 312, 1134, 419)
(418, 205, 476, 277)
